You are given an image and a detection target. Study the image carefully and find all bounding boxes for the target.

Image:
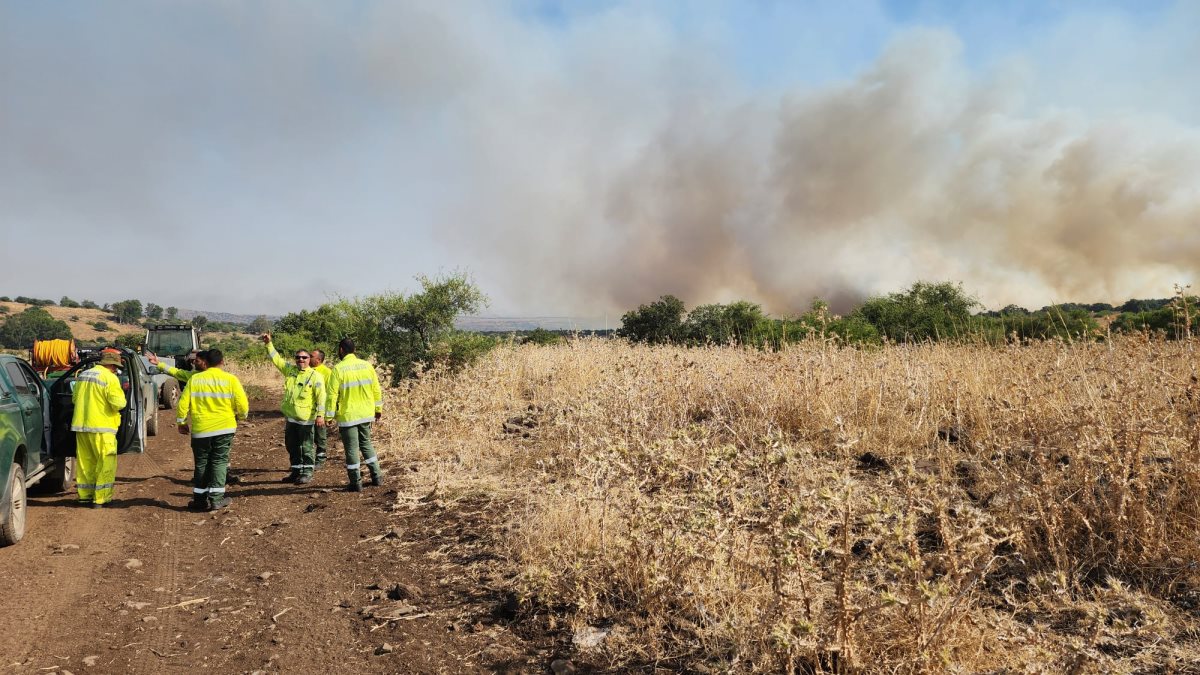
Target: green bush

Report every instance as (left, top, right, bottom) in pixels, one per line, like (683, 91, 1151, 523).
(427, 331, 499, 374)
(853, 281, 979, 342)
(0, 307, 72, 347)
(522, 328, 563, 346)
(617, 295, 686, 344)
(92, 321, 110, 332)
(114, 332, 143, 349)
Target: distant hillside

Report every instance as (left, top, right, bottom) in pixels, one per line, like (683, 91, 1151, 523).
(0, 300, 253, 345)
(1, 301, 122, 342)
(173, 308, 278, 325)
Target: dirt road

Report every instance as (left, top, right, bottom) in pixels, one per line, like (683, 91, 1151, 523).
(1, 393, 552, 674)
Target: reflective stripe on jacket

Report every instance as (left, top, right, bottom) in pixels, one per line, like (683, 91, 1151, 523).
(71, 364, 127, 434)
(325, 354, 382, 427)
(267, 342, 325, 424)
(176, 367, 249, 438)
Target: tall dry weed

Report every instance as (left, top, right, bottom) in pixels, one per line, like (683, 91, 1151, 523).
(361, 337, 1200, 671)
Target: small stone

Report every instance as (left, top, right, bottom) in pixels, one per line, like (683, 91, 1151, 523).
(257, 571, 274, 581)
(253, 529, 265, 536)
(142, 616, 157, 623)
(123, 601, 151, 610)
(82, 655, 99, 666)
(550, 659, 577, 675)
(375, 643, 395, 655)
(123, 559, 142, 570)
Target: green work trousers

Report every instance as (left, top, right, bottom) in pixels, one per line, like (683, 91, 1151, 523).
(284, 422, 316, 477)
(192, 433, 234, 505)
(315, 423, 328, 462)
(340, 422, 379, 480)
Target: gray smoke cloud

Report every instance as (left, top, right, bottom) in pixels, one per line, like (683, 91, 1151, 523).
(2, 2, 1198, 315)
(445, 19, 1200, 314)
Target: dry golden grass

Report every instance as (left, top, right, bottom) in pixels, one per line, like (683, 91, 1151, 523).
(275, 337, 1200, 672)
(1, 301, 121, 341)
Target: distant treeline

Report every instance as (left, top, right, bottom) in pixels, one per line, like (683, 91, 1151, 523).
(616, 282, 1200, 347)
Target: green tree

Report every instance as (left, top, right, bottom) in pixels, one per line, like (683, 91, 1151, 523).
(145, 303, 163, 320)
(166, 306, 178, 320)
(617, 295, 686, 344)
(852, 281, 979, 342)
(683, 301, 770, 346)
(59, 296, 80, 308)
(0, 307, 72, 348)
(81, 299, 99, 310)
(192, 315, 208, 330)
(111, 299, 144, 324)
(333, 273, 489, 382)
(247, 315, 272, 334)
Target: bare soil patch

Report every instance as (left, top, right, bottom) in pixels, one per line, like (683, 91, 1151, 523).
(0, 392, 561, 674)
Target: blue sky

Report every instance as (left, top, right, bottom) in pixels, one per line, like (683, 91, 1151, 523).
(2, 1, 1197, 316)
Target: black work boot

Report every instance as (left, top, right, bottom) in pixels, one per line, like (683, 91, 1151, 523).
(346, 470, 362, 492)
(208, 496, 232, 511)
(280, 471, 299, 483)
(188, 496, 208, 511)
(368, 469, 384, 487)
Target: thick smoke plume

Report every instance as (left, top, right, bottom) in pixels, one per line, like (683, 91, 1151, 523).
(450, 26, 1200, 313)
(2, 2, 1198, 314)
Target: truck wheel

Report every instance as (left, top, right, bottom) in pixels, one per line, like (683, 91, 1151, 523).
(146, 404, 159, 436)
(159, 378, 180, 410)
(47, 457, 75, 494)
(0, 463, 27, 546)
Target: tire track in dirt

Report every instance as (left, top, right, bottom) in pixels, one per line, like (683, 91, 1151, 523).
(129, 447, 185, 673)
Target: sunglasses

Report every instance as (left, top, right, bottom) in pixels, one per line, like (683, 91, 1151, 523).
(295, 355, 310, 360)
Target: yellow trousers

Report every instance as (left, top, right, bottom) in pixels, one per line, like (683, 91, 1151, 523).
(76, 432, 117, 505)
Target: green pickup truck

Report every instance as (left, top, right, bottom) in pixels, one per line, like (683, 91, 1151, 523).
(0, 347, 152, 546)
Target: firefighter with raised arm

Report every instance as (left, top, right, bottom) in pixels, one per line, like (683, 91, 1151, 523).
(261, 333, 325, 484)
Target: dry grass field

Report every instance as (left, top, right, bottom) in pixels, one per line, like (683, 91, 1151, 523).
(233, 336, 1200, 672)
(0, 301, 120, 342)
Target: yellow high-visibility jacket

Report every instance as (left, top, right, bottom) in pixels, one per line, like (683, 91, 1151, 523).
(71, 364, 127, 434)
(325, 354, 382, 427)
(314, 362, 332, 387)
(156, 361, 194, 384)
(267, 342, 325, 424)
(177, 367, 249, 438)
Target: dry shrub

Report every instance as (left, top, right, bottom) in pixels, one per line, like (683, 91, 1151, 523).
(363, 337, 1200, 671)
(223, 360, 280, 393)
